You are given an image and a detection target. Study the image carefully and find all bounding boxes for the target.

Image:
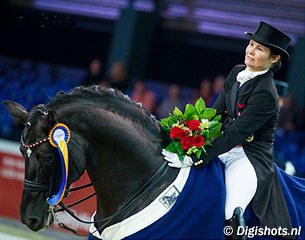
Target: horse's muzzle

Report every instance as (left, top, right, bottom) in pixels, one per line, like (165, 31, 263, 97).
(21, 215, 44, 231)
(21, 207, 54, 231)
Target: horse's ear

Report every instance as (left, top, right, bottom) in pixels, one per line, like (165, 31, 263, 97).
(48, 110, 58, 127)
(2, 100, 29, 123)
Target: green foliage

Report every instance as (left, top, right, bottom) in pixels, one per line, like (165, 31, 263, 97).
(195, 97, 206, 114)
(183, 104, 196, 120)
(159, 98, 223, 161)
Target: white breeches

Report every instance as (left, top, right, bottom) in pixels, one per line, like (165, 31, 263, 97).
(218, 146, 258, 220)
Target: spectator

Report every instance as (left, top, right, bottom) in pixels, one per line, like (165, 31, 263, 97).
(192, 78, 212, 107)
(210, 75, 225, 106)
(130, 80, 156, 113)
(103, 61, 129, 93)
(277, 93, 301, 131)
(157, 84, 184, 118)
(80, 58, 103, 86)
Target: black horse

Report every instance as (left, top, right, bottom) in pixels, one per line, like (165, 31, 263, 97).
(3, 86, 305, 240)
(3, 86, 180, 233)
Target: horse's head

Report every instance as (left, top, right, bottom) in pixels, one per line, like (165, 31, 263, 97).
(3, 101, 87, 231)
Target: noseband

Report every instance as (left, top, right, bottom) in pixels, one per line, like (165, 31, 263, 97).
(23, 179, 49, 192)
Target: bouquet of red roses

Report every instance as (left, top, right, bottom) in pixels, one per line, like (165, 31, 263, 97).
(160, 98, 222, 160)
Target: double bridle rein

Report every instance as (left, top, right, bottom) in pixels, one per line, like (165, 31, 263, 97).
(21, 129, 168, 236)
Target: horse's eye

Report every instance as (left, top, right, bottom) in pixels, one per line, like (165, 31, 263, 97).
(25, 122, 31, 128)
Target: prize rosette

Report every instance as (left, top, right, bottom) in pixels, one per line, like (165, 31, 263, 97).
(47, 123, 70, 206)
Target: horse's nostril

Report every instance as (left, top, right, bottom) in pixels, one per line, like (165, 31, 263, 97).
(27, 216, 43, 231)
(29, 216, 38, 224)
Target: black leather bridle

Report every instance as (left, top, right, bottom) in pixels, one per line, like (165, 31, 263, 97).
(20, 130, 97, 235)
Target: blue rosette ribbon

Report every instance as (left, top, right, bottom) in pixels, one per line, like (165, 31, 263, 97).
(47, 123, 70, 206)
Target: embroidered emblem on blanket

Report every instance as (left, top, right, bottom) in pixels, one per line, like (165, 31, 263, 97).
(159, 185, 180, 209)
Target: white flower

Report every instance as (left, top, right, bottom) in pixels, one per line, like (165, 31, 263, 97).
(201, 119, 210, 129)
(173, 121, 182, 128)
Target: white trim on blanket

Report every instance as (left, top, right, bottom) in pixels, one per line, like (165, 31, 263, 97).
(89, 166, 191, 240)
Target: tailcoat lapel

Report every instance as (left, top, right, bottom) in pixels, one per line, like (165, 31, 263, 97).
(230, 81, 239, 117)
(237, 77, 258, 98)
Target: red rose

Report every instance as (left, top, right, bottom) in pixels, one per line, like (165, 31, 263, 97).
(194, 135, 204, 147)
(180, 136, 193, 150)
(170, 126, 185, 139)
(180, 135, 205, 150)
(186, 120, 201, 131)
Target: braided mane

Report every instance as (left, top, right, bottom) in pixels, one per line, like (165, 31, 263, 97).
(46, 85, 161, 135)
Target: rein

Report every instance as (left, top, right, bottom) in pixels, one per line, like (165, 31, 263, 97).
(23, 179, 94, 205)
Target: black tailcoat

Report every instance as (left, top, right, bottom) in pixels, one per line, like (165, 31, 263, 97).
(203, 65, 292, 232)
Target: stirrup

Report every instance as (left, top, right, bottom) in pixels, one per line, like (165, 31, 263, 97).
(225, 207, 247, 240)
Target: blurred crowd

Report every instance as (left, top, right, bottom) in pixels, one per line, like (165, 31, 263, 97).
(1, 56, 305, 176)
(79, 58, 226, 116)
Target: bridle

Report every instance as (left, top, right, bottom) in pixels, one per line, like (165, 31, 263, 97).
(21, 132, 96, 234)
(20, 128, 168, 236)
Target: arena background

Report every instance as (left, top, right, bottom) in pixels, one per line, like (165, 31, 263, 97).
(0, 0, 304, 239)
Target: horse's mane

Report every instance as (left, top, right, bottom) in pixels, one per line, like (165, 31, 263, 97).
(46, 85, 161, 135)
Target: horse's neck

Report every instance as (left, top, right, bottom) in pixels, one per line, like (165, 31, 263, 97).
(63, 106, 179, 230)
(92, 165, 179, 233)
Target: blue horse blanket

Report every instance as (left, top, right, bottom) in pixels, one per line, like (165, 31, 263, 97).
(89, 158, 305, 240)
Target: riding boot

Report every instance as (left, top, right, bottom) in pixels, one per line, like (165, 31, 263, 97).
(225, 207, 247, 240)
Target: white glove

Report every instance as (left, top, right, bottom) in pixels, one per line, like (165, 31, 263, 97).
(162, 149, 193, 168)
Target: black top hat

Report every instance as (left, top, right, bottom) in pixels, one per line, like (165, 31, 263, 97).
(245, 21, 291, 60)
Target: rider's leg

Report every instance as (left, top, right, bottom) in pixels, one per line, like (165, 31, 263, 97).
(218, 146, 257, 239)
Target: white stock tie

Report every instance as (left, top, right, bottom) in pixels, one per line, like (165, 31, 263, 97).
(236, 68, 268, 87)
